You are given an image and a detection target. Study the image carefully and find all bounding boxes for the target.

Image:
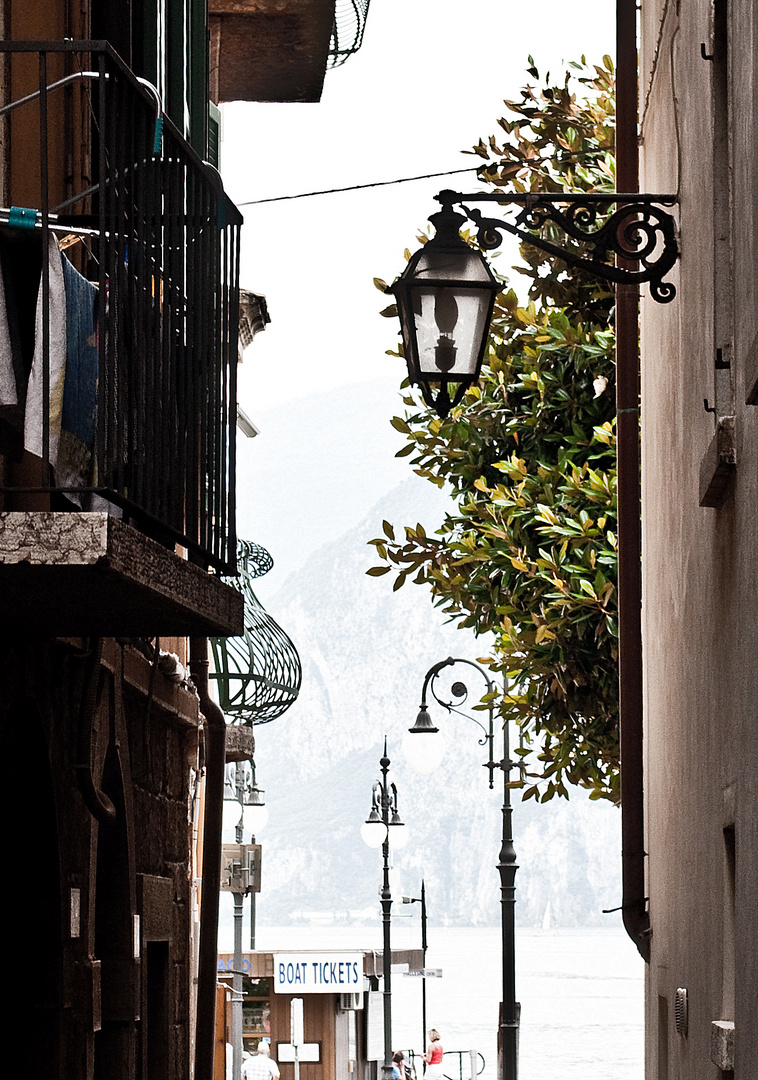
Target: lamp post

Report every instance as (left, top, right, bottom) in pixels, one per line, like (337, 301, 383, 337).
(222, 760, 267, 1080)
(389, 188, 679, 416)
(403, 658, 518, 1080)
(402, 883, 427, 1056)
(361, 739, 408, 1080)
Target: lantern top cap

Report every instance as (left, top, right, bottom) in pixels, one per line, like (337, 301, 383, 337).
(425, 199, 469, 249)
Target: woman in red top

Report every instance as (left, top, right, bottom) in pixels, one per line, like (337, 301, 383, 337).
(424, 1030, 443, 1079)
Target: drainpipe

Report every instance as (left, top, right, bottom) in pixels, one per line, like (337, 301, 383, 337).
(191, 635, 228, 1080)
(616, 0, 650, 961)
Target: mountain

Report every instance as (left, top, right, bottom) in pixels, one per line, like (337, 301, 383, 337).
(237, 468, 624, 930)
(236, 376, 414, 586)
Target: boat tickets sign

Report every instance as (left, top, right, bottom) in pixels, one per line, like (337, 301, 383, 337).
(273, 952, 364, 994)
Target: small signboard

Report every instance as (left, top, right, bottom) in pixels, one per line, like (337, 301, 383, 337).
(273, 952, 364, 994)
(277, 1045, 321, 1064)
(404, 969, 443, 978)
(277, 998, 321, 1080)
(366, 990, 384, 1062)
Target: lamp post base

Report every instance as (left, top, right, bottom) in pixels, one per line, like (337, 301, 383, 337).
(498, 1004, 520, 1080)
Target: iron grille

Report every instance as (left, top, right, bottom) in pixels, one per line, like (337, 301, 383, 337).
(328, 0, 371, 68)
(210, 541, 302, 724)
(0, 42, 241, 573)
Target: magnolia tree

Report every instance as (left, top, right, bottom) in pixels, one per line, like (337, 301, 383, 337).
(370, 58, 621, 804)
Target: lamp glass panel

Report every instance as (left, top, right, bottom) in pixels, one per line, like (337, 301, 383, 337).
(243, 802, 269, 836)
(396, 290, 416, 370)
(222, 798, 243, 833)
(410, 286, 491, 379)
(402, 728, 446, 775)
(361, 820, 387, 849)
(388, 823, 409, 850)
(414, 247, 494, 283)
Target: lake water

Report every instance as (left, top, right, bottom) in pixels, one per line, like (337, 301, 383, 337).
(237, 924, 644, 1080)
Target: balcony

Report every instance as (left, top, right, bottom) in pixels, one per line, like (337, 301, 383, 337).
(0, 43, 243, 636)
(209, 0, 336, 103)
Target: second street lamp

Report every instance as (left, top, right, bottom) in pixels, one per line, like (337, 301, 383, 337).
(404, 658, 519, 1080)
(402, 883, 428, 1056)
(362, 739, 407, 1080)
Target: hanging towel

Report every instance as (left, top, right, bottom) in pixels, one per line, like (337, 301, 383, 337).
(23, 232, 67, 466)
(0, 230, 45, 458)
(57, 253, 99, 499)
(0, 257, 16, 407)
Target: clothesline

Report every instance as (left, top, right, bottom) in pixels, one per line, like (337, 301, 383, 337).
(0, 205, 100, 237)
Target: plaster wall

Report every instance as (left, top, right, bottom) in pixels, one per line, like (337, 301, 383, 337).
(639, 1, 758, 1078)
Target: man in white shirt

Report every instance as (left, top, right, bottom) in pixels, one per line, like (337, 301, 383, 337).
(242, 1041, 281, 1080)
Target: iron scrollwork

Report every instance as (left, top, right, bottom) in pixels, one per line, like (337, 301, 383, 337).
(438, 189, 679, 303)
(210, 540, 302, 725)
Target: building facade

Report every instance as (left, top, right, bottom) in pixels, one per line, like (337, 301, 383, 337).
(638, 1, 756, 1077)
(0, 2, 335, 1079)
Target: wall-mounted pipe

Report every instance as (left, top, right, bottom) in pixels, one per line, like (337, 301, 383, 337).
(191, 636, 227, 1080)
(616, 0, 651, 961)
(74, 637, 117, 823)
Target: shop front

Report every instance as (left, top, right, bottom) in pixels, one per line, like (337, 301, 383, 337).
(216, 948, 423, 1080)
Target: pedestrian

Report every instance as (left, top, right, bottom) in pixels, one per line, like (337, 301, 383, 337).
(242, 1040, 281, 1080)
(423, 1030, 443, 1079)
(392, 1051, 407, 1080)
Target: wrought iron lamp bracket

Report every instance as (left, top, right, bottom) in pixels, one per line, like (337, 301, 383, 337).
(436, 189, 679, 304)
(424, 656, 500, 788)
(431, 684, 490, 747)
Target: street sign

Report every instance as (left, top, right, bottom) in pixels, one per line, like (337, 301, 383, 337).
(404, 968, 442, 978)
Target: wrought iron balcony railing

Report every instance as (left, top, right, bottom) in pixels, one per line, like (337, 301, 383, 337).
(0, 42, 241, 573)
(210, 540, 302, 724)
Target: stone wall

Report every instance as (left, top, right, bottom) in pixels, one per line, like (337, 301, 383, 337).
(0, 636, 201, 1080)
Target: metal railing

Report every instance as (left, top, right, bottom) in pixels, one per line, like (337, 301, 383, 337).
(210, 540, 302, 724)
(0, 42, 241, 573)
(404, 1050, 486, 1080)
(328, 0, 371, 67)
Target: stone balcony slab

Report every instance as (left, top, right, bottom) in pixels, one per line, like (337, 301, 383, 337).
(0, 512, 244, 637)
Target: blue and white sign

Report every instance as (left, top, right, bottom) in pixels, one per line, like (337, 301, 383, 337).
(273, 952, 363, 995)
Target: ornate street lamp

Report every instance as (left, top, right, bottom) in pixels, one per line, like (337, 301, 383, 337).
(222, 759, 266, 1080)
(388, 201, 501, 417)
(223, 759, 269, 838)
(390, 187, 678, 417)
(361, 740, 408, 1080)
(404, 658, 519, 1080)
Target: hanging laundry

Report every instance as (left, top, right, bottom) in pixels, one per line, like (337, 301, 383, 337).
(0, 255, 14, 408)
(23, 232, 67, 466)
(57, 253, 99, 501)
(0, 227, 43, 457)
(0, 229, 100, 501)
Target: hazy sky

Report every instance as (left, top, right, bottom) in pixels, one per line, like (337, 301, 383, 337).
(220, 1, 616, 415)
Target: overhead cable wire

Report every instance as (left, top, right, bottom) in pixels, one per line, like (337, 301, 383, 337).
(236, 165, 485, 207)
